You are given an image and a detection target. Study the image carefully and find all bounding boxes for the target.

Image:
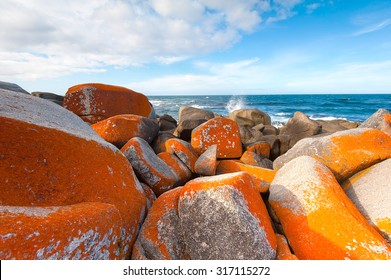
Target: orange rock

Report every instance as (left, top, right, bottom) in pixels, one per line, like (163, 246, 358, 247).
(269, 156, 391, 260)
(240, 151, 273, 169)
(191, 117, 242, 159)
(194, 144, 218, 176)
(63, 83, 154, 124)
(216, 160, 276, 193)
(151, 132, 176, 154)
(140, 182, 156, 210)
(276, 234, 298, 260)
(246, 142, 271, 158)
(121, 137, 178, 196)
(0, 202, 123, 259)
(165, 138, 199, 173)
(178, 172, 277, 259)
(132, 188, 188, 260)
(0, 91, 147, 259)
(157, 152, 192, 186)
(91, 114, 159, 148)
(274, 128, 391, 182)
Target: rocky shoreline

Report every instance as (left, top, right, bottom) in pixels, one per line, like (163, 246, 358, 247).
(1, 81, 391, 260)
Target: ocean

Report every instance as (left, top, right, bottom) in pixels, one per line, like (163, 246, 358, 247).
(148, 94, 391, 127)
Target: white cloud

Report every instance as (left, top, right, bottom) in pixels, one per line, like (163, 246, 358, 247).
(306, 3, 321, 14)
(0, 0, 305, 80)
(354, 19, 391, 36)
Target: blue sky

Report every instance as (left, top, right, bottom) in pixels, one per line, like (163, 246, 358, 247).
(1, 0, 391, 95)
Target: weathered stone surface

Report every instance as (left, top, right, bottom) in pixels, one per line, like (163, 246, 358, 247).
(158, 152, 192, 186)
(277, 135, 290, 155)
(342, 159, 391, 245)
(276, 234, 298, 260)
(63, 83, 154, 124)
(246, 136, 280, 160)
(279, 111, 321, 148)
(360, 108, 391, 136)
(317, 119, 348, 134)
(0, 81, 29, 94)
(140, 182, 156, 210)
(0, 203, 123, 260)
(262, 125, 279, 136)
(216, 160, 276, 193)
(194, 144, 218, 176)
(238, 125, 264, 145)
(91, 114, 159, 148)
(121, 137, 177, 196)
(132, 188, 188, 260)
(273, 128, 391, 182)
(245, 142, 271, 158)
(174, 119, 206, 141)
(165, 138, 199, 173)
(151, 132, 176, 154)
(178, 172, 277, 260)
(31, 91, 64, 106)
(158, 114, 177, 131)
(240, 151, 273, 169)
(191, 117, 242, 159)
(269, 156, 391, 260)
(0, 90, 147, 259)
(229, 109, 271, 127)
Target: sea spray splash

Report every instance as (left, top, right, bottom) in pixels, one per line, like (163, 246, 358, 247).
(225, 95, 247, 113)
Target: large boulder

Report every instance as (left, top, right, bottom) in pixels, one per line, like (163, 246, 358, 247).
(63, 83, 154, 124)
(359, 108, 391, 136)
(273, 128, 391, 182)
(121, 137, 178, 196)
(91, 114, 159, 148)
(229, 109, 271, 127)
(191, 117, 242, 159)
(165, 138, 199, 173)
(342, 159, 391, 245)
(174, 106, 215, 141)
(178, 172, 277, 260)
(0, 81, 29, 94)
(238, 125, 264, 145)
(0, 91, 147, 259)
(132, 188, 188, 260)
(279, 111, 321, 148)
(269, 156, 391, 260)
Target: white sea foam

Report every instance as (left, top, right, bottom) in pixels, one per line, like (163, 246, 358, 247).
(225, 96, 246, 113)
(310, 116, 348, 121)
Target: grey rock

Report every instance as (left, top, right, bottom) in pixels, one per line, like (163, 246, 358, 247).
(229, 109, 271, 127)
(359, 108, 391, 136)
(0, 81, 29, 94)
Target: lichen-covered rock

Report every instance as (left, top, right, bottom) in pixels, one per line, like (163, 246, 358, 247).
(359, 108, 391, 136)
(240, 151, 273, 169)
(273, 128, 391, 182)
(191, 117, 242, 159)
(269, 156, 391, 260)
(194, 144, 218, 176)
(276, 234, 298, 260)
(151, 132, 176, 154)
(121, 137, 177, 196)
(178, 172, 277, 260)
(63, 83, 154, 124)
(132, 188, 188, 260)
(0, 90, 147, 259)
(140, 182, 156, 210)
(342, 159, 391, 245)
(165, 138, 199, 173)
(0, 203, 123, 259)
(91, 114, 159, 148)
(216, 160, 276, 193)
(279, 111, 321, 148)
(245, 142, 271, 158)
(158, 152, 192, 186)
(229, 109, 271, 127)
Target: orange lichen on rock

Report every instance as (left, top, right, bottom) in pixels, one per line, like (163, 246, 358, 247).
(0, 91, 147, 259)
(157, 152, 192, 186)
(63, 83, 154, 124)
(246, 142, 271, 158)
(276, 234, 298, 260)
(194, 144, 218, 176)
(342, 159, 391, 245)
(191, 117, 242, 159)
(91, 114, 159, 148)
(121, 137, 177, 196)
(165, 138, 199, 173)
(216, 160, 276, 193)
(269, 156, 391, 260)
(274, 128, 391, 182)
(140, 182, 156, 210)
(132, 188, 188, 260)
(0, 203, 123, 259)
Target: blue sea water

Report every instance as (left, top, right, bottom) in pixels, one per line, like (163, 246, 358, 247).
(148, 94, 391, 126)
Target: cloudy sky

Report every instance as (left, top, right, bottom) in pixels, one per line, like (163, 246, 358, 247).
(1, 0, 391, 95)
